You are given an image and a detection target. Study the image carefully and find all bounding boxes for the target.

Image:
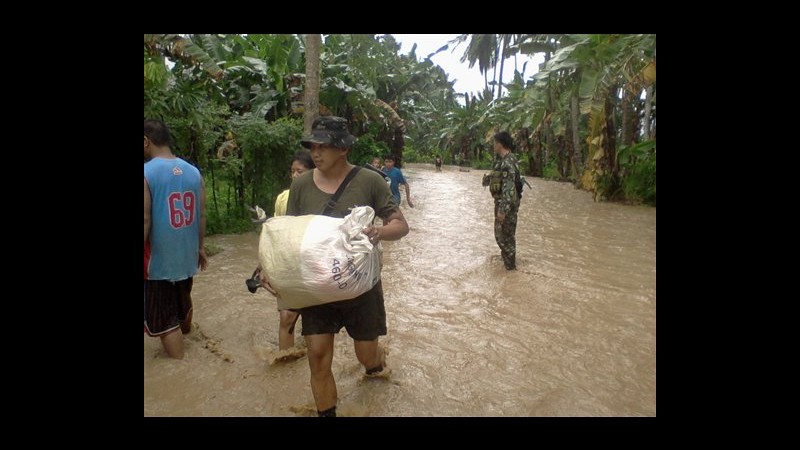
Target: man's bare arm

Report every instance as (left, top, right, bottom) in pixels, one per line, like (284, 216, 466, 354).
(198, 178, 208, 271)
(363, 208, 409, 243)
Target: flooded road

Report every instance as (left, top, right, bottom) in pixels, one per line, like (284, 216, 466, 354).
(144, 163, 656, 416)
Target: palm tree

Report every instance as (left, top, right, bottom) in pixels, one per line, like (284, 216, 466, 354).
(456, 34, 498, 97)
(496, 34, 513, 100)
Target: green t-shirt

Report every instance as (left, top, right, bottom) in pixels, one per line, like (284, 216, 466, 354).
(287, 166, 398, 220)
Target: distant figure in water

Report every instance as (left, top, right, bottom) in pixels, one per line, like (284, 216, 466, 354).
(382, 155, 414, 208)
(144, 119, 208, 358)
(435, 155, 442, 172)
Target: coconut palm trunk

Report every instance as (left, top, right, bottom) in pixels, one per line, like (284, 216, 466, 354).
(303, 34, 321, 135)
(497, 36, 507, 100)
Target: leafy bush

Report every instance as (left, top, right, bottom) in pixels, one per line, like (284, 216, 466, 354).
(621, 156, 656, 205)
(351, 134, 390, 166)
(402, 147, 421, 163)
(542, 160, 560, 179)
(618, 140, 656, 206)
(516, 152, 530, 176)
(231, 116, 303, 213)
(471, 150, 494, 170)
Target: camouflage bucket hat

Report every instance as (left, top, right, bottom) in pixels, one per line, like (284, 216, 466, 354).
(300, 116, 357, 149)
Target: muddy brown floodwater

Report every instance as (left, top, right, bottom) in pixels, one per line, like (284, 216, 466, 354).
(144, 163, 656, 416)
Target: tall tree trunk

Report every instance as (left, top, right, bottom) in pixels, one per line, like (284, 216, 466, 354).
(621, 85, 636, 149)
(497, 36, 507, 100)
(583, 88, 619, 201)
(608, 86, 619, 181)
(543, 78, 557, 172)
(564, 133, 573, 179)
(209, 159, 219, 220)
(303, 34, 321, 135)
(236, 171, 245, 213)
(393, 127, 405, 160)
(491, 41, 499, 98)
(643, 85, 654, 140)
(555, 135, 565, 179)
(594, 88, 619, 200)
(375, 98, 405, 161)
(531, 130, 543, 177)
(536, 50, 552, 178)
(570, 88, 583, 179)
(642, 48, 656, 140)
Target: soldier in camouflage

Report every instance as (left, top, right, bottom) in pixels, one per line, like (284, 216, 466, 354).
(488, 131, 520, 270)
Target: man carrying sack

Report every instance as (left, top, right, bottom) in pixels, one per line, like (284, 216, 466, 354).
(259, 116, 409, 417)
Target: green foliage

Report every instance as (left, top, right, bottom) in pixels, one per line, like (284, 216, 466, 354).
(619, 140, 656, 206)
(146, 33, 657, 236)
(471, 150, 494, 170)
(203, 176, 253, 235)
(230, 116, 304, 214)
(594, 171, 618, 201)
(206, 209, 253, 235)
(542, 159, 561, 179)
(515, 152, 530, 176)
(148, 33, 471, 234)
(351, 134, 390, 166)
(402, 147, 420, 163)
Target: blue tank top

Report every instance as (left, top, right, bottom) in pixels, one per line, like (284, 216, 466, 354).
(144, 157, 202, 281)
(382, 167, 407, 204)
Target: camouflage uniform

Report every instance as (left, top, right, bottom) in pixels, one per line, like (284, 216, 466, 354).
(489, 152, 520, 270)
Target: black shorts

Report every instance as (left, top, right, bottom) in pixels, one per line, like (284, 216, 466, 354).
(144, 278, 193, 336)
(299, 280, 386, 341)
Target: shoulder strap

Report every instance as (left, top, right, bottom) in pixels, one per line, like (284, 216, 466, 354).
(322, 166, 361, 215)
(363, 163, 388, 179)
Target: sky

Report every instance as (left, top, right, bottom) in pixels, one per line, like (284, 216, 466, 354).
(391, 34, 544, 104)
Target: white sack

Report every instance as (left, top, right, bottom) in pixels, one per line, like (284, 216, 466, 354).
(259, 206, 382, 309)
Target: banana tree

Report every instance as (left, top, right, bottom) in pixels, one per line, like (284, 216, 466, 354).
(532, 34, 655, 199)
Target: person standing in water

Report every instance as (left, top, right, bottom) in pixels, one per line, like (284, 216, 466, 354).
(487, 131, 520, 270)
(144, 119, 208, 358)
(260, 116, 409, 417)
(382, 155, 414, 208)
(271, 150, 315, 351)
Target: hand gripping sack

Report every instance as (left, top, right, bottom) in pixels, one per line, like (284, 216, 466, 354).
(258, 206, 382, 310)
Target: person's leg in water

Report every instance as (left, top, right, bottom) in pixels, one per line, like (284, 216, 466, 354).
(146, 278, 192, 359)
(502, 205, 518, 270)
(494, 203, 506, 264)
(306, 333, 337, 416)
(355, 339, 387, 376)
(161, 328, 185, 359)
(348, 284, 388, 376)
(279, 310, 301, 350)
(166, 302, 191, 358)
(494, 203, 517, 270)
(177, 278, 195, 334)
(180, 309, 193, 334)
